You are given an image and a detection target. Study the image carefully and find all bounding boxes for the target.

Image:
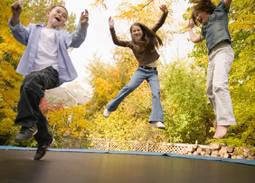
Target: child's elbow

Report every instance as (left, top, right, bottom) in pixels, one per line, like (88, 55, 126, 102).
(191, 36, 202, 43)
(14, 35, 28, 45)
(71, 42, 82, 48)
(71, 36, 86, 48)
(71, 40, 84, 48)
(192, 39, 200, 43)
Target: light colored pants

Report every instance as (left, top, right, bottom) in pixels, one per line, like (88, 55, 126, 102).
(207, 43, 236, 126)
(106, 67, 164, 122)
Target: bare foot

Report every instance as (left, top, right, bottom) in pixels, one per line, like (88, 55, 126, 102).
(213, 125, 229, 139)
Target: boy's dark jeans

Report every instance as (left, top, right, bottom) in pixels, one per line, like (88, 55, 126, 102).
(15, 66, 59, 146)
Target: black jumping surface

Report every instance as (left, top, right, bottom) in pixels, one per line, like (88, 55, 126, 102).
(0, 150, 254, 183)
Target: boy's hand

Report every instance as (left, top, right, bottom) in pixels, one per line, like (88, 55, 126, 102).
(80, 9, 89, 27)
(11, 0, 22, 17)
(160, 4, 168, 13)
(108, 16, 114, 28)
(10, 1, 23, 26)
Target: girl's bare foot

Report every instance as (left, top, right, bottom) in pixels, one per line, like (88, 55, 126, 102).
(213, 125, 229, 139)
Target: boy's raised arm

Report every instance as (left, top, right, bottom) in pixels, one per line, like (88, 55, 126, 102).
(80, 9, 89, 30)
(69, 9, 89, 48)
(10, 1, 22, 26)
(9, 0, 30, 45)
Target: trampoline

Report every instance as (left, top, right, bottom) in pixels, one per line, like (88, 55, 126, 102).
(0, 147, 254, 183)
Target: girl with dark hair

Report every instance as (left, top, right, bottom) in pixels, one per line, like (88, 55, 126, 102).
(188, 0, 236, 138)
(103, 5, 168, 129)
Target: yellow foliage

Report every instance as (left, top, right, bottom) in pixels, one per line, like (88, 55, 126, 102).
(0, 118, 18, 137)
(48, 105, 90, 140)
(89, 110, 167, 143)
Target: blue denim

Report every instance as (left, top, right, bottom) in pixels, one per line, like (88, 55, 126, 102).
(201, 0, 231, 53)
(106, 67, 164, 122)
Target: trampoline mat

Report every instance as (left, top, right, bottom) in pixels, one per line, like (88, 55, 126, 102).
(0, 150, 254, 183)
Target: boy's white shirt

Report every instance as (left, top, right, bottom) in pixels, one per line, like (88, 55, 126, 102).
(8, 21, 88, 84)
(33, 27, 58, 72)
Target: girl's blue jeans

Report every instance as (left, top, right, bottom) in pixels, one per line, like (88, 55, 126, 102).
(106, 67, 164, 122)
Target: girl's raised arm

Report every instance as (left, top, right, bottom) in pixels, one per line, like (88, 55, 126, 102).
(187, 19, 203, 43)
(223, 0, 232, 9)
(109, 16, 131, 47)
(151, 4, 168, 32)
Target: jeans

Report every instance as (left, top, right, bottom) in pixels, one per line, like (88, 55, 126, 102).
(106, 67, 164, 122)
(15, 66, 59, 145)
(207, 43, 236, 126)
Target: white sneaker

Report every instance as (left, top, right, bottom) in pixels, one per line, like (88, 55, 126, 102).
(150, 121, 165, 129)
(103, 108, 111, 118)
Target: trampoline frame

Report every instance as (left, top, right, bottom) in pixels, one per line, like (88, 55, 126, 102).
(1, 146, 254, 166)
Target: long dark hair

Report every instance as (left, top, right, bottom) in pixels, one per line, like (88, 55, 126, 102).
(130, 22, 163, 52)
(191, 0, 216, 25)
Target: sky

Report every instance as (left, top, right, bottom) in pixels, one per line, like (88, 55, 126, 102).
(63, 0, 194, 93)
